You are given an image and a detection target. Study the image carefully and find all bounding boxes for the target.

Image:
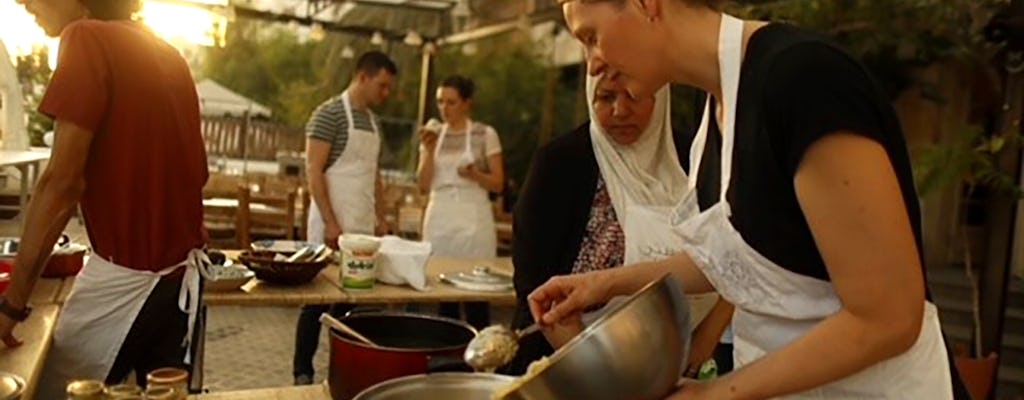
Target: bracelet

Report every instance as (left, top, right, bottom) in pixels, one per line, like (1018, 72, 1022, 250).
(0, 297, 31, 322)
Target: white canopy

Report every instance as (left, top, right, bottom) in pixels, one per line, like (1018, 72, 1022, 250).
(0, 40, 28, 151)
(196, 79, 272, 118)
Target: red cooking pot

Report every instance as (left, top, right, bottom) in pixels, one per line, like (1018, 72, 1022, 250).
(0, 259, 12, 294)
(0, 235, 87, 278)
(327, 311, 478, 400)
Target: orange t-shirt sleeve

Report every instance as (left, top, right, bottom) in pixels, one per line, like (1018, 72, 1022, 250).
(39, 22, 110, 132)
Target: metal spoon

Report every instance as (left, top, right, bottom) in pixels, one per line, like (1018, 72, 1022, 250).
(464, 323, 542, 371)
(319, 313, 380, 348)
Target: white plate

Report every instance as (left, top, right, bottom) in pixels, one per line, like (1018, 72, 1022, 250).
(251, 240, 312, 253)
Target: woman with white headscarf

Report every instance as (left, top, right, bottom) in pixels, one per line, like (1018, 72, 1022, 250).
(504, 74, 729, 375)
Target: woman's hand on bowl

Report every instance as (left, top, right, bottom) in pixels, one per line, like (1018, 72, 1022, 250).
(539, 312, 584, 349)
(527, 270, 615, 326)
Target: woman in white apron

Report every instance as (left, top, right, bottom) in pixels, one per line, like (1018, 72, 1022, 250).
(505, 73, 731, 375)
(417, 75, 504, 328)
(530, 1, 966, 398)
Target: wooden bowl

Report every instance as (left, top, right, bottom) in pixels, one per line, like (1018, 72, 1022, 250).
(238, 250, 328, 285)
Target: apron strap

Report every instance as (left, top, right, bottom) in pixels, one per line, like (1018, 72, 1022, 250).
(717, 14, 744, 205)
(175, 248, 213, 364)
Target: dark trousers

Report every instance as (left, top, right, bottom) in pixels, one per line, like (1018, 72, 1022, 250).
(106, 275, 193, 387)
(293, 303, 355, 378)
(438, 301, 490, 330)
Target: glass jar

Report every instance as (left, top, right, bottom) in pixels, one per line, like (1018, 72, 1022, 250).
(66, 380, 104, 400)
(143, 386, 177, 400)
(104, 383, 142, 399)
(146, 368, 189, 400)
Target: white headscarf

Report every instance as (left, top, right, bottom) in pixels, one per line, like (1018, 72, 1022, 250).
(587, 74, 688, 227)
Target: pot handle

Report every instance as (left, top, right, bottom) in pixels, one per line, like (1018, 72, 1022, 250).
(427, 355, 474, 374)
(340, 307, 387, 318)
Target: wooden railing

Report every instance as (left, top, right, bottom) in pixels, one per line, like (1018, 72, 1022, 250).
(202, 117, 305, 161)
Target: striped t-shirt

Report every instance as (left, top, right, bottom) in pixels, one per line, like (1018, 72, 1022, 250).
(306, 93, 377, 169)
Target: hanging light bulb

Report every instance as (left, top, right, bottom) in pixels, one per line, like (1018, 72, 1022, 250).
(341, 45, 355, 59)
(309, 23, 326, 41)
(461, 42, 478, 56)
(403, 30, 423, 47)
(423, 42, 437, 55)
(451, 0, 470, 18)
(370, 31, 385, 46)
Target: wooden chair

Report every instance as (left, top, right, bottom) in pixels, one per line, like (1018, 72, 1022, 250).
(299, 188, 311, 240)
(493, 196, 514, 255)
(236, 185, 297, 249)
(203, 174, 247, 249)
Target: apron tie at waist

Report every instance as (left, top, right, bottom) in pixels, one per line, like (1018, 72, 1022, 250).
(178, 248, 214, 363)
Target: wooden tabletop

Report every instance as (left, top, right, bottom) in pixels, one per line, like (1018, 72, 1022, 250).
(203, 266, 346, 306)
(0, 304, 59, 400)
(190, 384, 330, 399)
(203, 253, 516, 307)
(29, 278, 63, 305)
(332, 256, 517, 305)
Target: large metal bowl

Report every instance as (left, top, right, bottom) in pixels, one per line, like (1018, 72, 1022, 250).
(501, 273, 690, 400)
(353, 372, 513, 400)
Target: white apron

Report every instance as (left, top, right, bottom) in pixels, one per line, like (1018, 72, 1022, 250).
(38, 249, 212, 399)
(622, 205, 720, 328)
(669, 14, 953, 398)
(422, 121, 497, 258)
(307, 92, 380, 241)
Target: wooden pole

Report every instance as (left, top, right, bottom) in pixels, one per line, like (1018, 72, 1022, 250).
(979, 52, 1023, 366)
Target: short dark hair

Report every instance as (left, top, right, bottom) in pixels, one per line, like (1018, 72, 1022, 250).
(568, 0, 724, 10)
(81, 0, 140, 20)
(355, 51, 398, 77)
(439, 75, 475, 100)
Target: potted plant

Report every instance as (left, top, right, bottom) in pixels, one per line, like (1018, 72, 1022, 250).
(915, 122, 1016, 399)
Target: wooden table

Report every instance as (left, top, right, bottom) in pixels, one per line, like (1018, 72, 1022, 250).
(203, 198, 286, 215)
(332, 256, 516, 305)
(0, 304, 59, 399)
(203, 256, 516, 306)
(28, 276, 75, 306)
(196, 254, 515, 392)
(0, 150, 50, 228)
(203, 267, 346, 306)
(29, 277, 63, 305)
(190, 384, 329, 399)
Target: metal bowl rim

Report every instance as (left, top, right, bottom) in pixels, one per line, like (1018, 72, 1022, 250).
(515, 273, 684, 383)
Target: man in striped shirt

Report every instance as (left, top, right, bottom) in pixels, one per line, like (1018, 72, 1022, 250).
(294, 51, 396, 385)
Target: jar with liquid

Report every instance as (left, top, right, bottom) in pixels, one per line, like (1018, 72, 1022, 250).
(104, 383, 142, 399)
(143, 386, 177, 400)
(146, 368, 189, 400)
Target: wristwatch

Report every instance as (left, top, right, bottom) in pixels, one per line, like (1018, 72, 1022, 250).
(0, 297, 31, 322)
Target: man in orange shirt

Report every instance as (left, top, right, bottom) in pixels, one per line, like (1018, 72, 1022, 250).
(0, 0, 209, 396)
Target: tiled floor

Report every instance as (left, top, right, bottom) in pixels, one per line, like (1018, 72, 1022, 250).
(202, 306, 331, 392)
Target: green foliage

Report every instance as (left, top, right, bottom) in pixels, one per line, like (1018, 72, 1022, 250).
(734, 0, 1007, 98)
(198, 20, 320, 126)
(15, 46, 53, 146)
(915, 125, 1022, 199)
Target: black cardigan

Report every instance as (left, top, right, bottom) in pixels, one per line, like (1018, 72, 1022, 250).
(504, 122, 691, 374)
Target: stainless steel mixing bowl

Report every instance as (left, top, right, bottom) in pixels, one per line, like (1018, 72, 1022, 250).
(502, 273, 691, 400)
